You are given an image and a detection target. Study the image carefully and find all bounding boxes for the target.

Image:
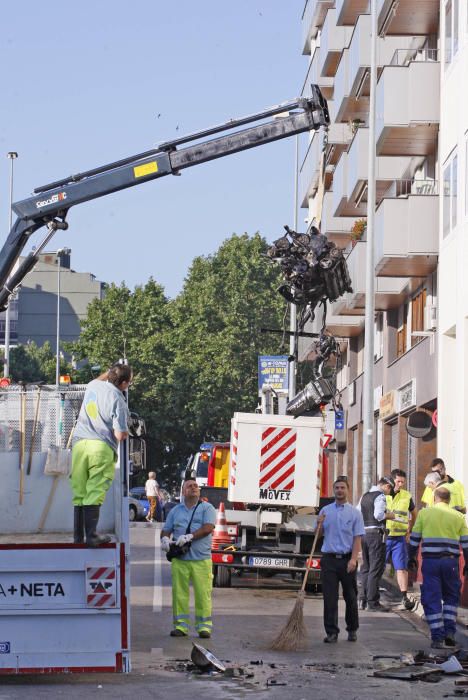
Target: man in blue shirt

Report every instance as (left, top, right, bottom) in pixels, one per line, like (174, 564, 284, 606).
(161, 480, 216, 638)
(318, 477, 365, 643)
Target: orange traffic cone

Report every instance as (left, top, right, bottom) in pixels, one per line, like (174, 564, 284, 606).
(212, 502, 232, 550)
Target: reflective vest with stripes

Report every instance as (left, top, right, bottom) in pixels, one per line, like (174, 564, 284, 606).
(385, 489, 412, 536)
(409, 501, 468, 558)
(421, 479, 465, 509)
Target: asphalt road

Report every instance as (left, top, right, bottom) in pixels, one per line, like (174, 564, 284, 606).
(0, 522, 464, 699)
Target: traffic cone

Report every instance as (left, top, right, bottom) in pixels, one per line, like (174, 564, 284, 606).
(212, 502, 232, 550)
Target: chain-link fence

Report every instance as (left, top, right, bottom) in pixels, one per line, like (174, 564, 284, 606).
(0, 385, 86, 454)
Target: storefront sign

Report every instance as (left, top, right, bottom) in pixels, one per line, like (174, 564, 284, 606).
(379, 390, 397, 420)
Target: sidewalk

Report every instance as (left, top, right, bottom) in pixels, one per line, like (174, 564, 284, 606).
(382, 566, 468, 646)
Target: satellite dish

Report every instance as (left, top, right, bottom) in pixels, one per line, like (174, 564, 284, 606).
(406, 410, 433, 438)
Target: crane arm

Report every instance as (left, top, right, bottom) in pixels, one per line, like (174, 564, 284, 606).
(0, 86, 329, 310)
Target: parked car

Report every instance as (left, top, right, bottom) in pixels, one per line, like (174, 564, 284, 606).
(128, 493, 149, 522)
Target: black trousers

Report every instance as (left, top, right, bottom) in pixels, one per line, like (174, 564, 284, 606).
(360, 530, 386, 606)
(321, 554, 359, 635)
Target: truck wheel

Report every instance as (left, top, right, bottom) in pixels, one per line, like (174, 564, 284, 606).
(215, 566, 232, 588)
(129, 505, 137, 521)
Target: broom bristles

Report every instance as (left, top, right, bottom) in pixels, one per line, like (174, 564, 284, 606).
(270, 590, 308, 651)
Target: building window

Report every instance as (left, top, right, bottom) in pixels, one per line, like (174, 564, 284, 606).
(445, 0, 459, 67)
(356, 332, 364, 375)
(397, 304, 408, 358)
(374, 313, 383, 361)
(466, 136, 468, 218)
(411, 288, 427, 346)
(443, 151, 458, 237)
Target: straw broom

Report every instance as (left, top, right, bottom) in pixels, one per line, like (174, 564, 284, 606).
(270, 522, 322, 651)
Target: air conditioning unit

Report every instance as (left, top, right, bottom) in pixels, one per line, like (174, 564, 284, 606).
(424, 304, 437, 331)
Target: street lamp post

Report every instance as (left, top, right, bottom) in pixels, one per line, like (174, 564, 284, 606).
(4, 152, 18, 378)
(55, 247, 71, 388)
(362, 0, 378, 494)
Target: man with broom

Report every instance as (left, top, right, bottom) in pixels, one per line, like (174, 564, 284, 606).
(318, 477, 365, 643)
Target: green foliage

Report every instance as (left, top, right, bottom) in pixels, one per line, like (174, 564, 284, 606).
(167, 233, 286, 452)
(69, 279, 176, 486)
(9, 341, 71, 383)
(11, 234, 287, 489)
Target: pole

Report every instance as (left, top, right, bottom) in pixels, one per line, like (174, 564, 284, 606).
(56, 250, 62, 389)
(4, 151, 18, 377)
(362, 0, 378, 495)
(288, 135, 299, 401)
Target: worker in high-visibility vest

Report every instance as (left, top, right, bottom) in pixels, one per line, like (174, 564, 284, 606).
(385, 468, 417, 611)
(408, 487, 468, 649)
(421, 458, 466, 513)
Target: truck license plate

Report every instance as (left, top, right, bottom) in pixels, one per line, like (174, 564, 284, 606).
(249, 556, 290, 568)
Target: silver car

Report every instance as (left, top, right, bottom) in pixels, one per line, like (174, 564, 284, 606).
(128, 495, 149, 521)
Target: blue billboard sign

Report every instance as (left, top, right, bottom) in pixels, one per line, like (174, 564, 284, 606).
(258, 355, 289, 392)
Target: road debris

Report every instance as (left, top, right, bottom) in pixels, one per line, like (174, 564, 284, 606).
(374, 664, 443, 682)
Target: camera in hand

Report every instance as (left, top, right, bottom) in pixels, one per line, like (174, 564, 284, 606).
(166, 541, 192, 561)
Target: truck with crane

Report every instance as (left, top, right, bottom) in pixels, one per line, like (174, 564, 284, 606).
(0, 86, 330, 673)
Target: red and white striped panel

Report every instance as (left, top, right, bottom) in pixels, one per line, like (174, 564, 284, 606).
(86, 566, 116, 608)
(230, 429, 238, 486)
(259, 426, 297, 491)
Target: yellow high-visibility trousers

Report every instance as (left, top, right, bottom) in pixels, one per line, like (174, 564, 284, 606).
(71, 439, 116, 506)
(171, 558, 213, 634)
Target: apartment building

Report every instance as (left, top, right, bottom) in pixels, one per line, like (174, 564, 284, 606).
(299, 0, 442, 504)
(0, 251, 104, 350)
(438, 0, 468, 487)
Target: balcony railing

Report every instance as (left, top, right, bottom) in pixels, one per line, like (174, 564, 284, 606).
(390, 47, 439, 66)
(380, 179, 438, 198)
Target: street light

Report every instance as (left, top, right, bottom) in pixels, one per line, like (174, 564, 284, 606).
(4, 151, 18, 378)
(56, 247, 71, 388)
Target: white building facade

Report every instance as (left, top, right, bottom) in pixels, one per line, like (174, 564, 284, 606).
(438, 0, 468, 484)
(299, 0, 443, 504)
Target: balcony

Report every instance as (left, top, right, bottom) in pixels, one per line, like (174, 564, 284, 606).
(325, 309, 365, 336)
(335, 0, 369, 26)
(377, 0, 439, 37)
(302, 0, 336, 54)
(376, 56, 440, 156)
(347, 16, 417, 100)
(334, 49, 368, 123)
(374, 180, 439, 276)
(322, 301, 365, 336)
(346, 127, 410, 205)
(318, 9, 353, 77)
(333, 241, 406, 314)
(332, 151, 367, 217)
(320, 190, 355, 245)
(299, 132, 322, 207)
(326, 122, 352, 165)
(302, 48, 334, 102)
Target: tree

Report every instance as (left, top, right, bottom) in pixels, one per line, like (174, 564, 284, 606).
(8, 341, 72, 383)
(167, 232, 286, 453)
(69, 279, 178, 486)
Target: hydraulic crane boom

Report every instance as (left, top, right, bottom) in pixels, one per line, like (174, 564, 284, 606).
(0, 85, 329, 310)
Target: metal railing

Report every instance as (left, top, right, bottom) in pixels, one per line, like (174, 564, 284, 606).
(390, 48, 439, 67)
(381, 179, 439, 198)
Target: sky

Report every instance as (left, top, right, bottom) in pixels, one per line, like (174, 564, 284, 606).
(1, 1, 306, 299)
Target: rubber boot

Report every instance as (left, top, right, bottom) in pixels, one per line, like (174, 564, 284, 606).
(73, 506, 85, 544)
(84, 505, 111, 547)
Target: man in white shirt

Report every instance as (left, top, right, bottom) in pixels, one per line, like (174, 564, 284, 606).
(145, 472, 160, 522)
